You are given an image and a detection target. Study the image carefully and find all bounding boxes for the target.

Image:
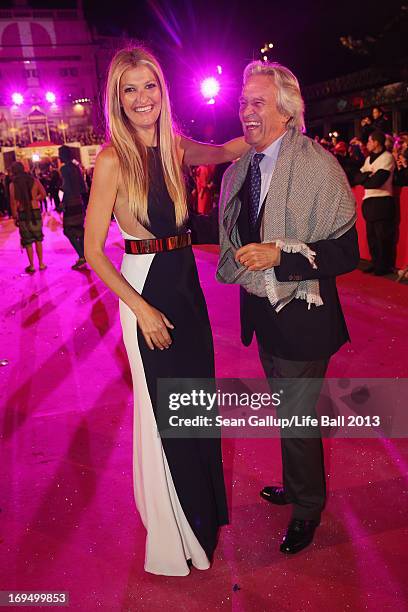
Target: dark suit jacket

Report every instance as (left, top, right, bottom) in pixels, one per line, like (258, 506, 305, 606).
(238, 171, 360, 361)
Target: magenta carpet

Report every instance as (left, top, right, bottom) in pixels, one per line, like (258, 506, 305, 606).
(1, 211, 408, 611)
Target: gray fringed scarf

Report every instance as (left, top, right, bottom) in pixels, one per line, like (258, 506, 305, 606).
(216, 128, 357, 312)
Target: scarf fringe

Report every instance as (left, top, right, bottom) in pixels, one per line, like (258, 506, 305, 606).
(274, 238, 318, 269)
(295, 290, 324, 309)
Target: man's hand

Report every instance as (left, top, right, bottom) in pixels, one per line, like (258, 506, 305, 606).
(235, 242, 281, 271)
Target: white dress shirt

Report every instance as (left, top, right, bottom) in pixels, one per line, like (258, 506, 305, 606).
(255, 132, 286, 214)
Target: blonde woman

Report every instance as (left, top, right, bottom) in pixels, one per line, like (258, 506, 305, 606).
(85, 46, 248, 576)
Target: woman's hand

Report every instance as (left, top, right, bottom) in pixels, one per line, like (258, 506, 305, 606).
(134, 301, 174, 350)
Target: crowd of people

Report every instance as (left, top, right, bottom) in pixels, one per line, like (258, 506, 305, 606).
(313, 107, 408, 188)
(1, 146, 90, 272)
(309, 107, 408, 281)
(0, 129, 105, 148)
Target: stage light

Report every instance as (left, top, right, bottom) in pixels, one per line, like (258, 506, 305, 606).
(73, 103, 85, 115)
(12, 92, 24, 105)
(268, 43, 274, 48)
(201, 77, 220, 100)
(207, 98, 216, 105)
(32, 154, 40, 162)
(263, 55, 268, 61)
(216, 65, 222, 75)
(45, 91, 56, 103)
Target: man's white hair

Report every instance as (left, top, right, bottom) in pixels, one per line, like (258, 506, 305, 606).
(243, 61, 305, 131)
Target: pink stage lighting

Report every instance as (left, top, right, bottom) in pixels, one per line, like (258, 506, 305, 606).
(12, 92, 24, 105)
(200, 77, 220, 100)
(45, 91, 56, 103)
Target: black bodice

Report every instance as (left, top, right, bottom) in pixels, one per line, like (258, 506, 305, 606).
(146, 147, 187, 238)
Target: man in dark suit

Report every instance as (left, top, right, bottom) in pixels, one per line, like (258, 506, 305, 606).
(216, 61, 359, 554)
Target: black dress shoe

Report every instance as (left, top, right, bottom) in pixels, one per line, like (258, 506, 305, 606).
(260, 486, 290, 505)
(280, 519, 318, 554)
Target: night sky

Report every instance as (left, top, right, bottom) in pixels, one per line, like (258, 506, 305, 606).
(22, 0, 406, 82)
(5, 0, 408, 137)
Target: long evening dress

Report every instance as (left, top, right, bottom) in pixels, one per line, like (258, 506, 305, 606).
(117, 147, 228, 576)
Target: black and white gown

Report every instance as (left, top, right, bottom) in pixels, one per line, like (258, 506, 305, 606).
(117, 148, 228, 576)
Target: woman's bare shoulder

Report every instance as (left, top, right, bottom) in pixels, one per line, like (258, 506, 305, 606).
(96, 144, 120, 169)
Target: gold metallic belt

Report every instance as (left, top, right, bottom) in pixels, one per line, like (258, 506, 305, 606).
(124, 232, 191, 255)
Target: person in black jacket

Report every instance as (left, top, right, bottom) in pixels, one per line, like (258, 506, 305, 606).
(218, 61, 359, 556)
(59, 146, 87, 269)
(371, 106, 392, 134)
(360, 115, 375, 144)
(48, 165, 62, 211)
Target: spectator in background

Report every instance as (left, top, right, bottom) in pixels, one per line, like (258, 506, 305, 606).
(195, 164, 216, 214)
(393, 136, 408, 187)
(330, 133, 339, 149)
(9, 162, 47, 274)
(360, 115, 374, 144)
(348, 141, 365, 168)
(333, 141, 360, 185)
(38, 172, 49, 213)
(48, 165, 62, 211)
(59, 145, 87, 270)
(384, 133, 395, 153)
(0, 173, 8, 216)
(372, 106, 391, 134)
(319, 137, 331, 150)
(4, 170, 12, 217)
(354, 130, 395, 275)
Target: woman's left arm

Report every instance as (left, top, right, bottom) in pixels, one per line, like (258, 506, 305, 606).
(179, 135, 249, 166)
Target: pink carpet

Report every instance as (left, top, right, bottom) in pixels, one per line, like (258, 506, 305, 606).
(1, 211, 407, 611)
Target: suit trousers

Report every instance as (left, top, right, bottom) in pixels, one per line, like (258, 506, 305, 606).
(366, 218, 395, 273)
(257, 341, 329, 522)
(363, 196, 395, 274)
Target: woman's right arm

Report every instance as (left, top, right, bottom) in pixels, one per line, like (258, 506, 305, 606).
(84, 148, 174, 350)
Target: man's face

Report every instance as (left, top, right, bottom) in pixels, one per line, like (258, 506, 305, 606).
(367, 135, 380, 152)
(372, 108, 381, 120)
(239, 74, 290, 151)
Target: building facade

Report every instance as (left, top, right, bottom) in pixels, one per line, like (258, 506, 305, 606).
(0, 2, 115, 146)
(304, 61, 408, 140)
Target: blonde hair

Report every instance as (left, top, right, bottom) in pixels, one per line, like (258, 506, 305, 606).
(105, 46, 187, 226)
(243, 61, 305, 131)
